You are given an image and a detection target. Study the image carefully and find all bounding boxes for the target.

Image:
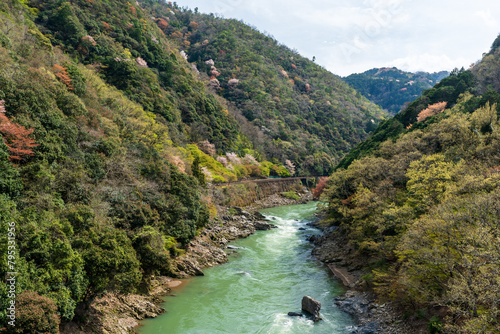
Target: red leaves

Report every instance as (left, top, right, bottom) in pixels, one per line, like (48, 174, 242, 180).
(157, 18, 168, 30)
(102, 21, 112, 31)
(52, 64, 73, 90)
(312, 176, 329, 199)
(0, 100, 38, 161)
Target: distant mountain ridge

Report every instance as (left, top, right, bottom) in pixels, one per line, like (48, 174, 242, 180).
(343, 67, 449, 114)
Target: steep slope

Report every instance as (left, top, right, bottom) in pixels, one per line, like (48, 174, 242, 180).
(143, 1, 385, 175)
(321, 34, 500, 332)
(343, 67, 449, 114)
(0, 0, 383, 331)
(336, 65, 500, 169)
(0, 0, 218, 329)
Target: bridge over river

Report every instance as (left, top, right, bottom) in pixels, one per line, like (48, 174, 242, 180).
(210, 176, 323, 207)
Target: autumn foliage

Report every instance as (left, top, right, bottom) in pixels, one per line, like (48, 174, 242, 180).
(312, 177, 328, 199)
(156, 18, 168, 30)
(52, 64, 73, 90)
(0, 100, 38, 161)
(416, 101, 447, 122)
(189, 21, 199, 30)
(170, 31, 183, 38)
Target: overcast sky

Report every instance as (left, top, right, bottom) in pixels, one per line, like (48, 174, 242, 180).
(174, 0, 500, 76)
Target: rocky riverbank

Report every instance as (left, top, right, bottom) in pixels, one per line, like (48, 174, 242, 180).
(310, 227, 415, 334)
(61, 190, 308, 334)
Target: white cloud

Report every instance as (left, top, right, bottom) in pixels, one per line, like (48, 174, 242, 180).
(177, 0, 500, 76)
(476, 10, 498, 28)
(387, 54, 470, 73)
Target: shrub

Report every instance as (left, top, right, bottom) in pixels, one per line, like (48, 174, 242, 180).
(428, 315, 442, 333)
(281, 191, 299, 200)
(6, 291, 60, 334)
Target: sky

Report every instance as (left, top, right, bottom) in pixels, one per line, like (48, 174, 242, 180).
(174, 0, 500, 76)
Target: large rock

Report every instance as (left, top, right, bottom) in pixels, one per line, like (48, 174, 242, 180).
(287, 312, 303, 317)
(302, 295, 321, 322)
(252, 211, 267, 220)
(254, 221, 277, 230)
(334, 290, 370, 319)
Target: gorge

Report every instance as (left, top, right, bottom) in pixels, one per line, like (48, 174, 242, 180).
(139, 202, 354, 334)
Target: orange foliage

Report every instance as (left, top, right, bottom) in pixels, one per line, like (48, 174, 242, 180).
(291, 64, 297, 69)
(0, 100, 38, 161)
(170, 31, 183, 38)
(189, 21, 199, 30)
(130, 6, 136, 15)
(417, 102, 447, 122)
(312, 177, 329, 199)
(102, 21, 112, 31)
(157, 18, 168, 30)
(182, 40, 191, 47)
(341, 194, 355, 207)
(52, 64, 73, 90)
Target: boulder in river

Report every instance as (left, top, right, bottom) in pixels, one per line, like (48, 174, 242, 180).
(253, 212, 267, 220)
(302, 295, 321, 322)
(287, 312, 303, 317)
(254, 221, 277, 230)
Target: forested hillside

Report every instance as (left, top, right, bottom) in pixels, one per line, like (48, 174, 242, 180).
(322, 34, 500, 332)
(0, 0, 383, 331)
(336, 65, 497, 169)
(344, 68, 448, 114)
(143, 1, 385, 175)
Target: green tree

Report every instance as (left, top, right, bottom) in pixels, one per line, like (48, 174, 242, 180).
(73, 226, 141, 296)
(132, 226, 172, 276)
(406, 154, 454, 213)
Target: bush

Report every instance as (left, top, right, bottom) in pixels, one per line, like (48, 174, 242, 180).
(281, 191, 299, 200)
(428, 315, 442, 333)
(6, 291, 60, 334)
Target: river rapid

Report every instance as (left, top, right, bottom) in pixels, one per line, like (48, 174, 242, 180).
(139, 202, 354, 334)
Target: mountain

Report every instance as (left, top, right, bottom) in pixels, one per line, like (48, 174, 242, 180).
(0, 0, 382, 331)
(343, 67, 449, 115)
(321, 34, 500, 332)
(144, 2, 385, 174)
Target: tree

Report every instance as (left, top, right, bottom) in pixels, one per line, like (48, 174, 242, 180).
(396, 192, 500, 332)
(6, 291, 60, 334)
(132, 226, 172, 276)
(52, 64, 73, 90)
(73, 226, 142, 296)
(406, 154, 454, 213)
(312, 177, 328, 200)
(0, 100, 38, 161)
(416, 101, 447, 122)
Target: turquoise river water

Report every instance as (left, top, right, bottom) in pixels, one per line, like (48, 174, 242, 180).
(139, 202, 354, 334)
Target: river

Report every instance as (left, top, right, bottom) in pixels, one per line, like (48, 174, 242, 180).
(139, 202, 354, 333)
